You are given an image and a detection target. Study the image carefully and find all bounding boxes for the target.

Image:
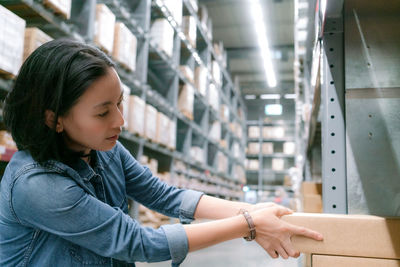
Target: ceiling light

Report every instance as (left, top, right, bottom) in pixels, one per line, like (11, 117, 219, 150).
(249, 0, 277, 88)
(260, 94, 280, 100)
(284, 94, 297, 99)
(245, 94, 257, 100)
(265, 104, 282, 115)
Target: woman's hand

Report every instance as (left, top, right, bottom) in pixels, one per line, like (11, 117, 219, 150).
(250, 206, 323, 259)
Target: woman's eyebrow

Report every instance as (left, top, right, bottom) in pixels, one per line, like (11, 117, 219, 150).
(93, 92, 123, 109)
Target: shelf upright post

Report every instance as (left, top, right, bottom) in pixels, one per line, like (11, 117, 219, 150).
(257, 117, 263, 201)
(321, 15, 347, 214)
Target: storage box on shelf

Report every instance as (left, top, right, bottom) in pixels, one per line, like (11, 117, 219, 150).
(262, 126, 285, 139)
(112, 22, 137, 72)
(272, 158, 285, 171)
(43, 0, 71, 19)
(209, 121, 221, 142)
(262, 142, 274, 154)
(182, 16, 196, 48)
(301, 181, 323, 213)
(179, 65, 194, 84)
(208, 83, 219, 112)
(178, 83, 194, 120)
(0, 5, 25, 77)
(194, 65, 207, 96)
(220, 104, 229, 123)
(150, 18, 174, 58)
(144, 104, 157, 142)
(163, 0, 183, 26)
(156, 112, 170, 146)
(211, 60, 221, 86)
(217, 152, 227, 173)
(168, 119, 176, 150)
(94, 4, 116, 54)
(190, 146, 204, 164)
(246, 159, 259, 171)
(283, 141, 296, 155)
(23, 27, 53, 62)
(248, 126, 260, 139)
(232, 142, 240, 160)
(247, 142, 260, 155)
(128, 95, 145, 136)
(121, 83, 130, 129)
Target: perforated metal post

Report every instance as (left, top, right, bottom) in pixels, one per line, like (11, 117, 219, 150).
(321, 17, 348, 214)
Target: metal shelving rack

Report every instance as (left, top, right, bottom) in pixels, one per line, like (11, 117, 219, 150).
(0, 0, 247, 200)
(245, 119, 296, 195)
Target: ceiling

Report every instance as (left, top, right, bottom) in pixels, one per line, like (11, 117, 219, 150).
(199, 0, 295, 96)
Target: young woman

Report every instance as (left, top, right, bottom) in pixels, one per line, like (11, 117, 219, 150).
(0, 39, 322, 267)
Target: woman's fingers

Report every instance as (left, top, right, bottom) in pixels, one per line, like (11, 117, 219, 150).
(266, 248, 279, 259)
(275, 247, 289, 259)
(282, 239, 300, 258)
(290, 224, 323, 241)
(273, 206, 294, 218)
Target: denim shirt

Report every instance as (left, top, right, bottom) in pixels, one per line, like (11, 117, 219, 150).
(0, 141, 204, 267)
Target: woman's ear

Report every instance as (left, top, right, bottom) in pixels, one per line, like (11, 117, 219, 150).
(45, 110, 63, 133)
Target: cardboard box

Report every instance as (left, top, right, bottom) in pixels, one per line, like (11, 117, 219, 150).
(0, 5, 25, 76)
(23, 27, 52, 61)
(190, 146, 204, 163)
(150, 18, 174, 58)
(43, 0, 71, 19)
(179, 65, 194, 84)
(248, 126, 260, 139)
(156, 112, 170, 145)
(182, 16, 196, 48)
(281, 213, 400, 259)
(209, 121, 221, 142)
(168, 119, 176, 150)
(272, 158, 284, 171)
(303, 194, 323, 213)
(283, 141, 296, 154)
(247, 159, 259, 171)
(301, 181, 322, 195)
(144, 104, 157, 141)
(94, 4, 115, 54)
(217, 152, 227, 173)
(128, 95, 145, 136)
(262, 142, 274, 154)
(113, 22, 137, 71)
(208, 83, 219, 112)
(211, 60, 221, 85)
(248, 142, 260, 155)
(121, 83, 130, 129)
(232, 142, 240, 159)
(178, 84, 194, 120)
(194, 65, 207, 96)
(312, 254, 400, 267)
(263, 126, 285, 139)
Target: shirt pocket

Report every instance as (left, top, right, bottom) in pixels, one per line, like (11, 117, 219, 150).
(68, 243, 109, 266)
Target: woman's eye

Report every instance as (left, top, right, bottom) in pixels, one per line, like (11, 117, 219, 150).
(98, 111, 109, 117)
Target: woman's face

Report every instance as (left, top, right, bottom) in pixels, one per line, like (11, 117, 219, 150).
(59, 67, 124, 154)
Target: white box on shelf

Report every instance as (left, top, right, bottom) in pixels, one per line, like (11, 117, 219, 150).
(248, 142, 260, 155)
(179, 65, 194, 84)
(150, 18, 174, 58)
(156, 112, 170, 146)
(144, 104, 157, 141)
(262, 142, 274, 154)
(163, 0, 182, 26)
(182, 16, 196, 48)
(283, 142, 296, 155)
(220, 104, 229, 123)
(168, 119, 176, 150)
(178, 83, 194, 120)
(95, 4, 116, 54)
(195, 65, 207, 96)
(23, 27, 52, 62)
(128, 95, 145, 136)
(248, 126, 260, 139)
(208, 83, 219, 112)
(190, 146, 204, 163)
(0, 5, 25, 76)
(212, 60, 221, 85)
(113, 22, 137, 72)
(121, 83, 130, 129)
(247, 159, 259, 170)
(272, 158, 285, 171)
(209, 121, 221, 142)
(43, 0, 71, 19)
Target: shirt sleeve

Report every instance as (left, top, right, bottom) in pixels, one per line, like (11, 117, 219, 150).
(10, 170, 185, 265)
(119, 142, 204, 224)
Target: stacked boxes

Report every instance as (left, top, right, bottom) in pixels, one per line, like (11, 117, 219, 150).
(217, 152, 227, 173)
(301, 181, 323, 213)
(209, 121, 221, 142)
(156, 112, 170, 145)
(272, 158, 284, 171)
(43, 0, 71, 19)
(94, 4, 116, 54)
(128, 95, 145, 136)
(190, 146, 204, 164)
(208, 83, 219, 112)
(220, 104, 229, 123)
(211, 60, 221, 85)
(232, 142, 240, 159)
(150, 18, 174, 58)
(178, 83, 194, 120)
(194, 65, 207, 96)
(0, 5, 25, 76)
(23, 27, 52, 61)
(283, 141, 296, 154)
(182, 16, 196, 48)
(233, 165, 246, 184)
(247, 159, 259, 171)
(144, 104, 157, 141)
(179, 65, 194, 84)
(248, 126, 260, 139)
(282, 213, 400, 267)
(262, 142, 274, 154)
(262, 126, 285, 139)
(247, 142, 260, 155)
(112, 22, 137, 72)
(121, 83, 130, 129)
(168, 120, 176, 150)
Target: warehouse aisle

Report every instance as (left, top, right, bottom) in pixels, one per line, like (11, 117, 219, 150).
(137, 238, 302, 267)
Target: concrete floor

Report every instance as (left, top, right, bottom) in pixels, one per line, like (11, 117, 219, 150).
(136, 238, 304, 267)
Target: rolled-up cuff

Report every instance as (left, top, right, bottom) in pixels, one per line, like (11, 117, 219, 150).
(179, 190, 204, 224)
(161, 224, 188, 266)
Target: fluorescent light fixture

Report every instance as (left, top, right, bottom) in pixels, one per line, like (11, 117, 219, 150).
(298, 30, 308, 42)
(265, 104, 283, 115)
(284, 94, 297, 99)
(260, 94, 280, 100)
(297, 17, 309, 29)
(298, 2, 309, 9)
(249, 0, 277, 88)
(245, 94, 257, 100)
